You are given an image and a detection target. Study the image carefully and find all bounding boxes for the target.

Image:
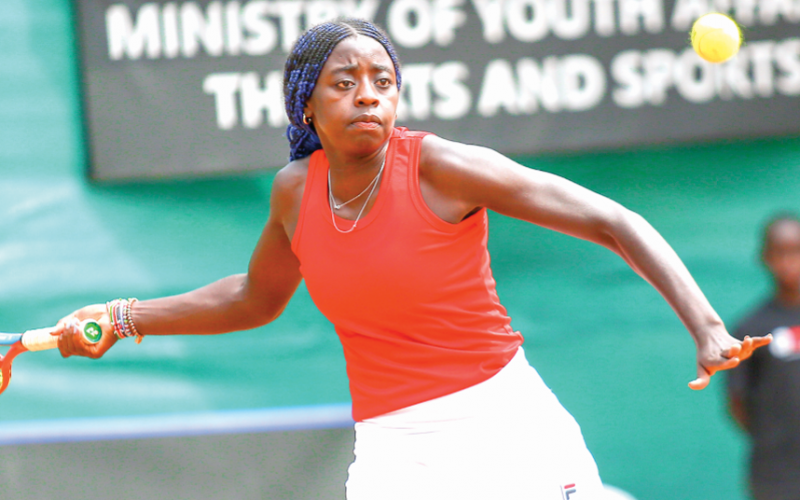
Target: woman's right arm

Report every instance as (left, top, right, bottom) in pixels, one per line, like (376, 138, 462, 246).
(54, 164, 305, 358)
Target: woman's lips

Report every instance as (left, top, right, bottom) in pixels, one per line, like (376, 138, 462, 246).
(352, 114, 381, 128)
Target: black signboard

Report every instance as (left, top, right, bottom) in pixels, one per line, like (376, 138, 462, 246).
(74, 0, 800, 179)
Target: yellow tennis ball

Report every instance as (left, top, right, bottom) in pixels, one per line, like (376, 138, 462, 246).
(691, 13, 742, 63)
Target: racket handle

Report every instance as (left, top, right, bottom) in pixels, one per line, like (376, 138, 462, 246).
(21, 328, 59, 352)
(21, 319, 103, 352)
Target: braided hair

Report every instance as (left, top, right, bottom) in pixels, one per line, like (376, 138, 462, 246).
(283, 18, 402, 161)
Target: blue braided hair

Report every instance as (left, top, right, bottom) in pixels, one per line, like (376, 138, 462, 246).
(283, 18, 402, 161)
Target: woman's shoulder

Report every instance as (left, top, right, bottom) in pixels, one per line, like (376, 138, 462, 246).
(414, 133, 506, 221)
(274, 156, 311, 186)
(418, 133, 497, 179)
(270, 156, 312, 208)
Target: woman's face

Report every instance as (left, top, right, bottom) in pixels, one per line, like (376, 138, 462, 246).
(303, 35, 399, 158)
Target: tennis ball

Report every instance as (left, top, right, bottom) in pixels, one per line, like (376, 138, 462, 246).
(691, 13, 742, 63)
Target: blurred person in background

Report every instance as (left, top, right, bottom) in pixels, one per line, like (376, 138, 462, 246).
(728, 213, 800, 500)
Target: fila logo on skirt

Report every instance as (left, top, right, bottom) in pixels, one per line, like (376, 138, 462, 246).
(562, 483, 578, 499)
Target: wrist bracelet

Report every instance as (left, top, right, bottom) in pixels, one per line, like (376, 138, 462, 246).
(106, 298, 144, 344)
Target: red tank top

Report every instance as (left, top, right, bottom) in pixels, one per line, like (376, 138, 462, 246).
(291, 128, 523, 421)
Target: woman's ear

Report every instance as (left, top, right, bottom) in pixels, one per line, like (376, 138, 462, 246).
(302, 103, 315, 128)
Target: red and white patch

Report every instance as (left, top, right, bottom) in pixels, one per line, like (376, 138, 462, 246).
(768, 326, 800, 360)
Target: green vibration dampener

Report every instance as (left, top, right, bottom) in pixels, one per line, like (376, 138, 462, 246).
(82, 320, 103, 344)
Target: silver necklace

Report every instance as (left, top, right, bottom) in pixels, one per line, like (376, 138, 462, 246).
(328, 158, 385, 210)
(328, 157, 386, 234)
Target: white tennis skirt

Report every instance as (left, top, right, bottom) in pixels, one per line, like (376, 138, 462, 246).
(346, 347, 604, 500)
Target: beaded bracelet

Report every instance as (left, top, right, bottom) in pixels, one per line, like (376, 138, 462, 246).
(106, 298, 144, 344)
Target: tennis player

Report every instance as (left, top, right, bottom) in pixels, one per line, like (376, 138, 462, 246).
(54, 18, 770, 500)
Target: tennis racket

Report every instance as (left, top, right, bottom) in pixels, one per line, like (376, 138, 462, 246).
(0, 318, 103, 395)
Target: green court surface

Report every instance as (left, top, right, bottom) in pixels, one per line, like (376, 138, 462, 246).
(2, 1, 800, 499)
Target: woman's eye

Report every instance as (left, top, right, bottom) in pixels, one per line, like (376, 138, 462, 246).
(377, 78, 391, 86)
(337, 81, 354, 89)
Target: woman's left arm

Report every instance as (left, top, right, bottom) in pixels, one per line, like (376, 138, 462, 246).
(420, 136, 771, 390)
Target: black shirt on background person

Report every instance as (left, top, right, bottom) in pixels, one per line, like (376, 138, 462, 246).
(728, 214, 800, 500)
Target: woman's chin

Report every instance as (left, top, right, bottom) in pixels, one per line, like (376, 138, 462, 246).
(345, 126, 391, 148)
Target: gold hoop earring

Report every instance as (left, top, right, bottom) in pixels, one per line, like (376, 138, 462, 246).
(303, 114, 312, 125)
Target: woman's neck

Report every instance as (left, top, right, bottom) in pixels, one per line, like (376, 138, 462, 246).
(325, 144, 388, 175)
(324, 144, 389, 213)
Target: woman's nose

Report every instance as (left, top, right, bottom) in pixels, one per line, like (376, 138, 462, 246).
(356, 82, 379, 106)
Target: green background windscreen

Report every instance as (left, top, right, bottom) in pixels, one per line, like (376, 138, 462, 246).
(2, 1, 800, 499)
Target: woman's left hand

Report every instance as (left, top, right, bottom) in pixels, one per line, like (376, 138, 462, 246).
(51, 304, 118, 359)
(689, 327, 772, 390)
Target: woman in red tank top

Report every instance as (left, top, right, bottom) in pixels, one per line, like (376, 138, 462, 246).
(54, 18, 770, 500)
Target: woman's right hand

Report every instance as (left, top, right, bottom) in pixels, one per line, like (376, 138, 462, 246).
(50, 304, 118, 359)
(688, 325, 771, 390)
